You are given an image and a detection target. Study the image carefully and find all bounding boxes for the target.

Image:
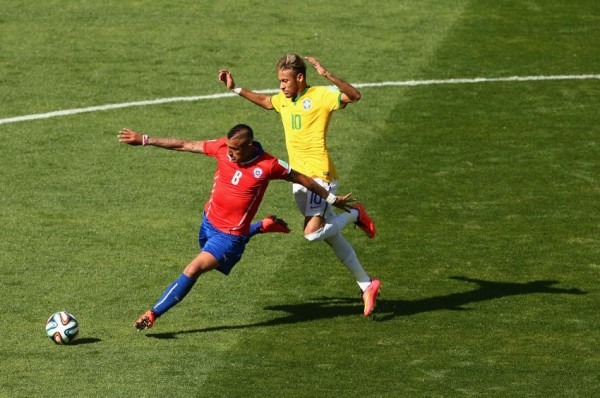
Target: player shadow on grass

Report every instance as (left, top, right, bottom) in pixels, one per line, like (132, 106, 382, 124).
(372, 276, 586, 322)
(146, 276, 585, 339)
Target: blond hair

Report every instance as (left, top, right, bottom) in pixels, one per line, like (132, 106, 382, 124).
(276, 53, 306, 76)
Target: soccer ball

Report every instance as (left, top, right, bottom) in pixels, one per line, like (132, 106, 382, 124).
(45, 311, 79, 345)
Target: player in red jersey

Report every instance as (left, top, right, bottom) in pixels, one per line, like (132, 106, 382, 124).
(118, 124, 355, 330)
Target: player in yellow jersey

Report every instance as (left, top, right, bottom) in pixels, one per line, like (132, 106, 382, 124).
(218, 54, 380, 316)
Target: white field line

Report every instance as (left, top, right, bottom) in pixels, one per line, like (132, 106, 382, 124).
(1, 74, 599, 125)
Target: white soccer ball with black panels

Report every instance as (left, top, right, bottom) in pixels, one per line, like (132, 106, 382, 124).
(45, 311, 79, 344)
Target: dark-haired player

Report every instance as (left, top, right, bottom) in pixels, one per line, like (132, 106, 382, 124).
(118, 124, 356, 330)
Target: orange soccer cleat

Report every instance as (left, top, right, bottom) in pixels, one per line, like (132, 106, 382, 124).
(353, 203, 376, 239)
(362, 279, 381, 317)
(259, 215, 291, 234)
(133, 309, 156, 331)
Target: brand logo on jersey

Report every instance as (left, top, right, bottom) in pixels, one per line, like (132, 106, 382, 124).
(303, 99, 312, 110)
(253, 167, 264, 179)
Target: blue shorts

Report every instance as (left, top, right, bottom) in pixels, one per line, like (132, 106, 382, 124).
(198, 213, 247, 275)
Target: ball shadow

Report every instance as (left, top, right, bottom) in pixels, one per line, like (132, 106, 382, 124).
(70, 337, 102, 345)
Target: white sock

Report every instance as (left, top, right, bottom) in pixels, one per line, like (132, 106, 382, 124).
(357, 281, 372, 292)
(304, 210, 358, 242)
(324, 232, 371, 288)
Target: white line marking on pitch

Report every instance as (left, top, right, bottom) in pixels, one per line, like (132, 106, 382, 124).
(1, 74, 598, 125)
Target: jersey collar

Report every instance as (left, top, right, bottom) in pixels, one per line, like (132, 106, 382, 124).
(293, 86, 311, 104)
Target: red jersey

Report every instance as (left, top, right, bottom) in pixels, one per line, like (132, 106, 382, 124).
(202, 138, 291, 235)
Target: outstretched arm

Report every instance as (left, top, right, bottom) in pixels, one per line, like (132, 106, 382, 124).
(305, 56, 361, 105)
(218, 69, 274, 110)
(118, 128, 205, 153)
(287, 169, 355, 212)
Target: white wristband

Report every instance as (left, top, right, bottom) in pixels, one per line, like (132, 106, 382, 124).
(232, 87, 242, 95)
(325, 192, 337, 205)
(142, 134, 149, 146)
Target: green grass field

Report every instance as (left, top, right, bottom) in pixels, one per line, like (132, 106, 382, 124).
(1, 1, 599, 397)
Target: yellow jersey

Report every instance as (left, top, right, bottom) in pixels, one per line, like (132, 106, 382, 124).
(271, 86, 342, 182)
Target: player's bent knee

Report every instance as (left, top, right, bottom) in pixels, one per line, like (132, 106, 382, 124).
(304, 229, 325, 242)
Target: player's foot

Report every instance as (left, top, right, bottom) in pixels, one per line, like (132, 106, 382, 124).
(133, 309, 156, 331)
(362, 279, 381, 317)
(353, 203, 375, 239)
(259, 215, 290, 234)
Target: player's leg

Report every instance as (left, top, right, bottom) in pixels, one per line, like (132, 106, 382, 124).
(133, 251, 218, 331)
(134, 214, 246, 330)
(305, 203, 374, 240)
(294, 179, 374, 241)
(303, 211, 357, 241)
(321, 228, 381, 316)
(152, 251, 218, 313)
(292, 179, 361, 248)
(323, 232, 370, 289)
(323, 232, 380, 316)
(248, 215, 291, 238)
(292, 181, 380, 315)
(294, 180, 347, 238)
(292, 180, 380, 316)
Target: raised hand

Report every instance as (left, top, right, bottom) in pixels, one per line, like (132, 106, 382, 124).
(218, 69, 236, 90)
(304, 56, 329, 77)
(118, 128, 143, 146)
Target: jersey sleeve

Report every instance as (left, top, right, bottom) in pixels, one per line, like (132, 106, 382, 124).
(202, 138, 223, 157)
(323, 86, 342, 112)
(270, 93, 282, 113)
(270, 158, 292, 180)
